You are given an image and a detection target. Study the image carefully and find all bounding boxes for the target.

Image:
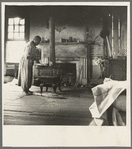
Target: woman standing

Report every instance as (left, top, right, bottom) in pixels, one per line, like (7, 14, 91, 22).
(18, 36, 41, 95)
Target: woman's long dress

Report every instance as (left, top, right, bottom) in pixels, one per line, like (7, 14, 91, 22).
(18, 41, 37, 92)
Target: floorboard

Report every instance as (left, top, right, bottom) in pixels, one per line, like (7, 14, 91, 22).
(3, 82, 94, 125)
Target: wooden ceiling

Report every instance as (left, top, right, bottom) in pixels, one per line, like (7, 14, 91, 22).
(5, 5, 126, 23)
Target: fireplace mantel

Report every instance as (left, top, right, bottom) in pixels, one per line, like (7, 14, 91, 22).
(39, 42, 88, 46)
(38, 43, 87, 59)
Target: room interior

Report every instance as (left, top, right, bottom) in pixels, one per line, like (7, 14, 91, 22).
(3, 5, 127, 125)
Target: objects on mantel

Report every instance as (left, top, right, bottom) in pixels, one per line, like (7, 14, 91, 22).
(39, 41, 88, 46)
(60, 37, 80, 43)
(41, 37, 49, 43)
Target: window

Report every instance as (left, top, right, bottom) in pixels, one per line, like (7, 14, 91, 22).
(8, 17, 25, 40)
(6, 17, 26, 62)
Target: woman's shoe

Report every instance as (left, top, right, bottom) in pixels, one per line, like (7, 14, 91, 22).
(23, 90, 33, 95)
(23, 91, 29, 95)
(28, 90, 33, 93)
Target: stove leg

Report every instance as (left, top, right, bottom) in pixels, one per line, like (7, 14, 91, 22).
(58, 83, 62, 92)
(46, 87, 48, 92)
(40, 83, 44, 94)
(52, 84, 57, 93)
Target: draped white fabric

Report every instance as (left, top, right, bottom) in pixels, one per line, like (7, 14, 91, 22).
(89, 78, 127, 126)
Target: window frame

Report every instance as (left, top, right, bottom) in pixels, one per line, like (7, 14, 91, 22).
(7, 17, 26, 41)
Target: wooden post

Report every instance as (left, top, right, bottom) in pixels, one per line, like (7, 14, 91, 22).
(87, 44, 91, 83)
(49, 16, 55, 65)
(4, 14, 8, 75)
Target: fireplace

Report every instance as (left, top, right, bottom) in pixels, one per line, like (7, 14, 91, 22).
(55, 63, 76, 86)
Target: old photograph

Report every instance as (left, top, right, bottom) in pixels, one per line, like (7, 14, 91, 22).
(2, 2, 131, 147)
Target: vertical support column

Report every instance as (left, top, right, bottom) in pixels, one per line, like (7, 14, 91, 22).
(4, 15, 8, 75)
(83, 58, 86, 79)
(114, 14, 118, 58)
(49, 16, 55, 65)
(87, 44, 91, 83)
(111, 14, 114, 58)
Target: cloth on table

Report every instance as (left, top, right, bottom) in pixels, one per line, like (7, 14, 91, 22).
(89, 78, 127, 126)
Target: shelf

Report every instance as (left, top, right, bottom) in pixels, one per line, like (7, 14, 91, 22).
(34, 76, 58, 78)
(39, 42, 88, 45)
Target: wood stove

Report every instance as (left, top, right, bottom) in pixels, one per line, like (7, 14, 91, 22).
(33, 64, 63, 93)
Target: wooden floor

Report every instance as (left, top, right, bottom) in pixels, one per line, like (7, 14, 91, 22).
(3, 81, 94, 125)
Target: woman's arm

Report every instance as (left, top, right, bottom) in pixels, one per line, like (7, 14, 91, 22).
(26, 45, 38, 61)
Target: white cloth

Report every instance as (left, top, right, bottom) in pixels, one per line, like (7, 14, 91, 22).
(89, 78, 127, 126)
